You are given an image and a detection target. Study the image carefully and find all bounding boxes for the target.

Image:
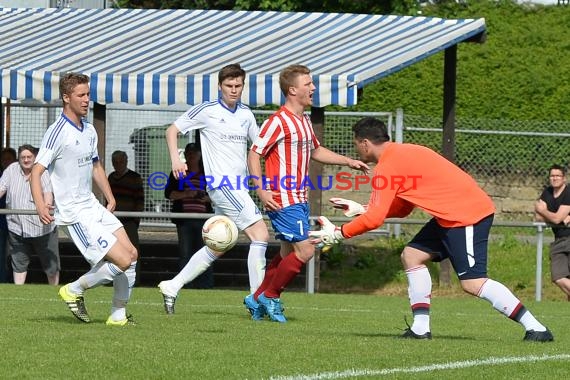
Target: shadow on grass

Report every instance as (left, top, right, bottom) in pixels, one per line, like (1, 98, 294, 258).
(352, 331, 476, 341)
(319, 239, 423, 293)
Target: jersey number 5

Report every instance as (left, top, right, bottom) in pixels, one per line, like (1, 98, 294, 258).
(97, 236, 109, 249)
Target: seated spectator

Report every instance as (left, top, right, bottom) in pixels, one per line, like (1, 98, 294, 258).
(165, 143, 213, 289)
(0, 145, 59, 285)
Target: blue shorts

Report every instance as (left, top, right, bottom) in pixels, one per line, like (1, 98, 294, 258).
(267, 203, 310, 242)
(407, 214, 494, 280)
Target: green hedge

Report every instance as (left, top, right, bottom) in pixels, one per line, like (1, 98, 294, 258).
(341, 1, 570, 122)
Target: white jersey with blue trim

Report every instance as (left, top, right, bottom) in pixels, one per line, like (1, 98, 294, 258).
(35, 114, 100, 225)
(174, 99, 259, 190)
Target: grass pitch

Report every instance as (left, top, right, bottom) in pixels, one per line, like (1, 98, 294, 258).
(1, 285, 568, 379)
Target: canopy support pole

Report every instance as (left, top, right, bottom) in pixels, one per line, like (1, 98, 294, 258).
(93, 102, 107, 202)
(439, 45, 458, 287)
(307, 106, 325, 294)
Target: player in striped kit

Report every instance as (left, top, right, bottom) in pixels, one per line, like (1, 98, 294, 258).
(158, 63, 270, 314)
(31, 73, 138, 326)
(246, 64, 369, 322)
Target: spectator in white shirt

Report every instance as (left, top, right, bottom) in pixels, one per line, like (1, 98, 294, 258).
(0, 144, 60, 285)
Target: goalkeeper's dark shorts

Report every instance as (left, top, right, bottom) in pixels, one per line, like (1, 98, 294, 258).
(407, 214, 494, 280)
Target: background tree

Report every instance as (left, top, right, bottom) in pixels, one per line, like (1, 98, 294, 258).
(116, 0, 419, 13)
(114, 0, 570, 121)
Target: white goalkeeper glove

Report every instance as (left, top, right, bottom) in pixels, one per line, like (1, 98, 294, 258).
(329, 197, 366, 217)
(308, 216, 345, 247)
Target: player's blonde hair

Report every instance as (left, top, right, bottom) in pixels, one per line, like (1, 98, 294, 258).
(279, 64, 310, 97)
(59, 72, 89, 100)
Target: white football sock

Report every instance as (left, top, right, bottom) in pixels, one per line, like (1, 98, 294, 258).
(169, 246, 218, 294)
(70, 261, 123, 295)
(109, 261, 137, 322)
(247, 241, 267, 294)
(406, 265, 432, 334)
(478, 279, 546, 331)
(111, 272, 129, 321)
(126, 261, 137, 298)
(518, 310, 547, 331)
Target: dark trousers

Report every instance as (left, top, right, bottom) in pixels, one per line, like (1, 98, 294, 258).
(0, 228, 10, 283)
(176, 219, 214, 289)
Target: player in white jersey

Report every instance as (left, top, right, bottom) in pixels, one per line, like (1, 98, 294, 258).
(158, 63, 270, 315)
(247, 65, 369, 322)
(31, 73, 138, 326)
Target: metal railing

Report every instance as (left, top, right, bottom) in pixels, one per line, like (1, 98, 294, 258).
(0, 209, 550, 300)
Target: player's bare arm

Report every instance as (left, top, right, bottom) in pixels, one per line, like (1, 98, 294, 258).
(43, 190, 54, 215)
(92, 160, 116, 212)
(166, 124, 187, 180)
(247, 149, 281, 211)
(30, 163, 54, 224)
(311, 146, 369, 175)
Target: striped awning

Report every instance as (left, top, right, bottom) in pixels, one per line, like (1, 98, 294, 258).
(0, 7, 485, 107)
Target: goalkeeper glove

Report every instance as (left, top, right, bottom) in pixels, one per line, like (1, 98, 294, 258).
(329, 197, 366, 217)
(308, 216, 345, 247)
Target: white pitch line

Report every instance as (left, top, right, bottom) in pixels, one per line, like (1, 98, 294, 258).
(268, 354, 570, 380)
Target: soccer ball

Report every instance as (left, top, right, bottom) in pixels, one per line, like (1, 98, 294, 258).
(201, 215, 239, 252)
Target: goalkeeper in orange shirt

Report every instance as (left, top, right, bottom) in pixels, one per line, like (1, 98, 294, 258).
(310, 117, 553, 342)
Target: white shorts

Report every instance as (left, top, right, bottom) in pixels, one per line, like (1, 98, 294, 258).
(61, 203, 122, 267)
(208, 187, 262, 231)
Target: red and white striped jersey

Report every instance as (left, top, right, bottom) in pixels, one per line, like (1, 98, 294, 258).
(251, 106, 321, 208)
